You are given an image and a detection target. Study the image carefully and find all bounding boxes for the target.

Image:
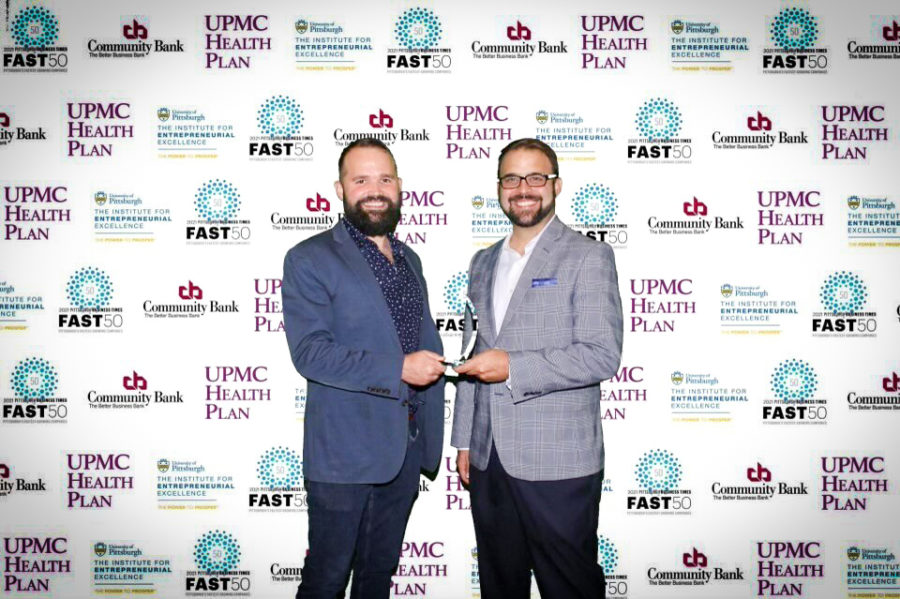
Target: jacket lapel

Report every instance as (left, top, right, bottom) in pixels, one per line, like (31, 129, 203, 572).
(332, 223, 403, 354)
(481, 242, 502, 345)
(496, 216, 565, 343)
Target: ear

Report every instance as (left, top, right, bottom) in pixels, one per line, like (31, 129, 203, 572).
(396, 176, 403, 192)
(554, 176, 563, 197)
(334, 180, 344, 201)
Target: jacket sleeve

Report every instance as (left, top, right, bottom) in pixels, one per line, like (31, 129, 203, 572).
(282, 247, 407, 399)
(507, 242, 623, 404)
(451, 253, 479, 448)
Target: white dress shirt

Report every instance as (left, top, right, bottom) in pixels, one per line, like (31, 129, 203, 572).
(492, 217, 553, 334)
(458, 218, 553, 451)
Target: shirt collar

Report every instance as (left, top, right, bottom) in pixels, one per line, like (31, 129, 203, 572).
(341, 217, 404, 258)
(501, 215, 554, 257)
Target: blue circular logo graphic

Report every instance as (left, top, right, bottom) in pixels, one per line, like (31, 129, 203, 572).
(443, 271, 468, 313)
(194, 179, 241, 221)
(598, 535, 619, 575)
(394, 8, 442, 50)
(257, 446, 302, 489)
(66, 267, 113, 309)
(572, 183, 618, 227)
(820, 271, 867, 313)
(257, 95, 304, 138)
(194, 530, 241, 573)
(770, 8, 818, 50)
(11, 357, 58, 400)
(635, 98, 682, 140)
(771, 359, 818, 402)
(11, 6, 59, 48)
(635, 449, 682, 492)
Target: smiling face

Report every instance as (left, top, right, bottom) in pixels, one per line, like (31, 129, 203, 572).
(497, 148, 562, 229)
(335, 145, 402, 236)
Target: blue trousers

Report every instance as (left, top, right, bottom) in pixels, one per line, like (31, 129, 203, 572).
(297, 433, 423, 599)
(470, 443, 606, 599)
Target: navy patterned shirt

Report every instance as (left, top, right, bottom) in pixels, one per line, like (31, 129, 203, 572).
(343, 217, 424, 363)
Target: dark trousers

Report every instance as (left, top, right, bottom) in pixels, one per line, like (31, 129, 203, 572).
(297, 433, 423, 599)
(470, 443, 605, 599)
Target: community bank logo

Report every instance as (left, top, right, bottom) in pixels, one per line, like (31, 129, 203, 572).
(333, 108, 430, 147)
(0, 462, 47, 498)
(186, 530, 251, 595)
(86, 17, 184, 59)
(711, 463, 809, 501)
(627, 98, 692, 164)
(627, 449, 691, 514)
(471, 18, 567, 59)
(387, 8, 451, 73)
(647, 547, 744, 587)
(3, 4, 69, 73)
(567, 183, 627, 248)
(647, 197, 743, 237)
(271, 191, 335, 234)
(847, 16, 900, 60)
(58, 267, 124, 333)
(0, 110, 48, 148)
(186, 179, 251, 245)
(762, 7, 828, 74)
(846, 370, 900, 412)
(812, 271, 877, 337)
(249, 446, 307, 512)
(711, 110, 808, 150)
(249, 95, 314, 160)
(143, 281, 239, 320)
(86, 370, 184, 410)
(3, 357, 67, 424)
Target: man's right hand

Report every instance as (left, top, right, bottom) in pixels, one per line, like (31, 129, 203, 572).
(401, 350, 445, 386)
(457, 450, 470, 485)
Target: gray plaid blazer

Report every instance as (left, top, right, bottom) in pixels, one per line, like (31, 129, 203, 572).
(451, 216, 623, 481)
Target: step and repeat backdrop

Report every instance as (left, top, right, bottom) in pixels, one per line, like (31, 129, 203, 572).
(1, 0, 899, 597)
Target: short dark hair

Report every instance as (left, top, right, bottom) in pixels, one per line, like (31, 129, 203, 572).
(497, 138, 559, 178)
(338, 138, 397, 177)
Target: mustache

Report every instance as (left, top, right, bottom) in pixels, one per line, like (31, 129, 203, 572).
(509, 193, 542, 203)
(356, 194, 394, 206)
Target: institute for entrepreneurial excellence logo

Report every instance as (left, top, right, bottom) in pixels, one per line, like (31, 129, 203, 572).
(257, 446, 302, 489)
(194, 530, 241, 573)
(771, 359, 817, 402)
(194, 179, 240, 221)
(66, 267, 113, 309)
(11, 6, 59, 47)
(256, 95, 304, 138)
(635, 449, 682, 492)
(443, 271, 468, 313)
(820, 271, 867, 313)
(635, 98, 682, 140)
(572, 183, 618, 227)
(598, 535, 619, 574)
(394, 7, 442, 50)
(11, 357, 58, 399)
(770, 8, 818, 50)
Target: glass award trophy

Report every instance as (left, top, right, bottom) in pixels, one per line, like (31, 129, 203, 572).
(442, 297, 477, 376)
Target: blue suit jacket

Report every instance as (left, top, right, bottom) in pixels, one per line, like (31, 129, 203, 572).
(282, 222, 444, 484)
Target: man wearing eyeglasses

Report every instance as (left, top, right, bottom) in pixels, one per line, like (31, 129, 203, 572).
(452, 138, 623, 598)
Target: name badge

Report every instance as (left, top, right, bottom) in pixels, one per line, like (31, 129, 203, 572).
(531, 277, 558, 288)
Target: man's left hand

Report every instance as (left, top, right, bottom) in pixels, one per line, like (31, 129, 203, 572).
(454, 349, 509, 383)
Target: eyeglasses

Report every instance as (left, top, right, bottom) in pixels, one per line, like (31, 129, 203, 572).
(498, 173, 558, 189)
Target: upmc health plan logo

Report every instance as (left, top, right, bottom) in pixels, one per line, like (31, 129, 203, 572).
(387, 8, 451, 73)
(812, 271, 877, 338)
(627, 449, 691, 515)
(627, 98, 692, 164)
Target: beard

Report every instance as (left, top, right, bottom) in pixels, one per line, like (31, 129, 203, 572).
(501, 192, 555, 227)
(343, 195, 402, 236)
